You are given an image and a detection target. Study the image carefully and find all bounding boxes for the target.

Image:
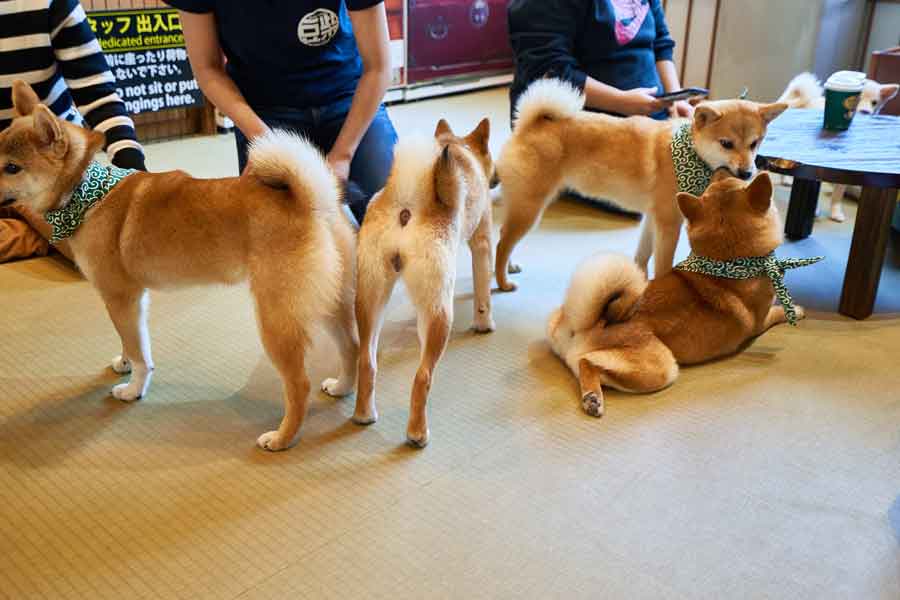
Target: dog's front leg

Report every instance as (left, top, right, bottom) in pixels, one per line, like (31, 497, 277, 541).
(634, 213, 655, 273)
(469, 211, 496, 333)
(652, 213, 683, 278)
(103, 289, 154, 401)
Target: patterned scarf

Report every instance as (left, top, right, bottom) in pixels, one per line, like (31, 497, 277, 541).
(670, 122, 713, 195)
(45, 161, 135, 243)
(675, 252, 824, 325)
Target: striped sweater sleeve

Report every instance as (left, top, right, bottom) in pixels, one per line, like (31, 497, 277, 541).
(48, 0, 146, 170)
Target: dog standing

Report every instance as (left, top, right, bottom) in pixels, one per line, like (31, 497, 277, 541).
(0, 81, 358, 451)
(354, 119, 495, 447)
(778, 72, 900, 222)
(547, 171, 812, 417)
(494, 78, 787, 289)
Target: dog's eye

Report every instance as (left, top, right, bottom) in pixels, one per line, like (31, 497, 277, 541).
(3, 163, 21, 175)
(719, 139, 734, 150)
(749, 139, 759, 150)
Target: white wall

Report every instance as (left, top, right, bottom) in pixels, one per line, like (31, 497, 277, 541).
(865, 1, 900, 73)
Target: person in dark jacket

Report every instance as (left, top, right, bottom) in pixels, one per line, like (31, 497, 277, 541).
(508, 0, 693, 121)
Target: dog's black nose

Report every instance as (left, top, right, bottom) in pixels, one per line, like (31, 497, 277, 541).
(737, 169, 753, 180)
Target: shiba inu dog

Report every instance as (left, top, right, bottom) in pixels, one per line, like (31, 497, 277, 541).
(494, 79, 788, 289)
(547, 171, 815, 417)
(0, 81, 358, 452)
(354, 119, 495, 447)
(778, 72, 899, 222)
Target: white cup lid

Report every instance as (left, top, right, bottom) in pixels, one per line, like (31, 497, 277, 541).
(825, 71, 866, 92)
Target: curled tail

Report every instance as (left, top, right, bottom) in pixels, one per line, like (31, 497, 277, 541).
(514, 78, 585, 130)
(562, 253, 647, 332)
(246, 129, 339, 215)
(777, 72, 823, 109)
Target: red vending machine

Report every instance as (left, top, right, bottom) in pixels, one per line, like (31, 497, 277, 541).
(406, 0, 513, 85)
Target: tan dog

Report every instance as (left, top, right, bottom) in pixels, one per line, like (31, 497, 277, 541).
(0, 81, 358, 452)
(495, 78, 788, 289)
(354, 119, 494, 447)
(547, 171, 802, 417)
(778, 72, 900, 222)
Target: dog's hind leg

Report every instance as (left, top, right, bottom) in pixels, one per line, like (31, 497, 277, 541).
(251, 284, 312, 452)
(354, 255, 399, 426)
(634, 213, 655, 273)
(320, 289, 360, 398)
(102, 288, 154, 402)
(405, 302, 452, 448)
(830, 184, 847, 222)
(576, 333, 677, 417)
(495, 179, 559, 292)
(469, 211, 496, 333)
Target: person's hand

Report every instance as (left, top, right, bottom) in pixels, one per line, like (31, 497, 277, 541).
(326, 151, 351, 182)
(617, 87, 668, 116)
(671, 100, 694, 118)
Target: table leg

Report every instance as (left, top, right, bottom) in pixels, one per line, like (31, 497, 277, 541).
(838, 187, 897, 319)
(784, 178, 820, 240)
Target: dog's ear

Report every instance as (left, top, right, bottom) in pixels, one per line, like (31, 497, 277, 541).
(434, 119, 453, 138)
(746, 172, 773, 212)
(879, 83, 899, 103)
(676, 192, 702, 222)
(32, 105, 68, 156)
(433, 144, 461, 208)
(758, 102, 788, 125)
(693, 105, 722, 129)
(12, 80, 40, 117)
(464, 118, 490, 155)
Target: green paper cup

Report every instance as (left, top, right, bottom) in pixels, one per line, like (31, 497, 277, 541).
(823, 71, 865, 131)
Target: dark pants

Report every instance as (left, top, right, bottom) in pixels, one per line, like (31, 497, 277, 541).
(235, 97, 398, 224)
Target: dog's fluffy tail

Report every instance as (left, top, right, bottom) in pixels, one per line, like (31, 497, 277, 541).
(246, 129, 339, 214)
(562, 253, 647, 333)
(777, 72, 823, 109)
(514, 78, 585, 130)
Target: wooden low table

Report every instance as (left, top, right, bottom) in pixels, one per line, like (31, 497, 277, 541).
(757, 109, 900, 320)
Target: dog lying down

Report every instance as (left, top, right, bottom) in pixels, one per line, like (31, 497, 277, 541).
(548, 170, 822, 417)
(0, 80, 358, 452)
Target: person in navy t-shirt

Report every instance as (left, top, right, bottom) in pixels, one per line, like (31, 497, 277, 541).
(508, 0, 693, 122)
(165, 0, 397, 223)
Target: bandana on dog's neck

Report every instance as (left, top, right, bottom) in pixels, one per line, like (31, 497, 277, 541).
(45, 161, 135, 243)
(670, 123, 713, 196)
(675, 252, 824, 325)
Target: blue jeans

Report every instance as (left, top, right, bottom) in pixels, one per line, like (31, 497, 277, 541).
(235, 98, 398, 224)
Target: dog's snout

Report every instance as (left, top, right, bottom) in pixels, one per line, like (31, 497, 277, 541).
(737, 169, 753, 180)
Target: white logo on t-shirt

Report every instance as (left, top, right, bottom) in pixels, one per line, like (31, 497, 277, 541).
(298, 9, 340, 47)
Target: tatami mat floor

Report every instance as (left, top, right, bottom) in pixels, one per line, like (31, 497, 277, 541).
(1, 88, 898, 599)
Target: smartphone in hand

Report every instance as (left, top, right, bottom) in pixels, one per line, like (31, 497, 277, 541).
(654, 87, 709, 102)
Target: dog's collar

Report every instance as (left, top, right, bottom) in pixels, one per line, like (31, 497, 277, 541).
(675, 251, 824, 325)
(45, 161, 136, 243)
(670, 123, 713, 196)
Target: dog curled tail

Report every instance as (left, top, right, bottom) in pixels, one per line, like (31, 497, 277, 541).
(246, 129, 340, 216)
(514, 78, 586, 130)
(777, 72, 823, 109)
(561, 253, 647, 333)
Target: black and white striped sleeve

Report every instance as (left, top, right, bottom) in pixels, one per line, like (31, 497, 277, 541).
(49, 0, 146, 170)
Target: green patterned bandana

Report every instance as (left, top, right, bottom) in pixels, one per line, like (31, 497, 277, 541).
(671, 122, 714, 196)
(45, 161, 135, 243)
(675, 252, 824, 325)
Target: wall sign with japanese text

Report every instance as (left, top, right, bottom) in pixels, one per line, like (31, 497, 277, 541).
(87, 8, 203, 115)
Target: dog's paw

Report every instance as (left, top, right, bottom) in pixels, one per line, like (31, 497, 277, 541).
(256, 430, 291, 452)
(794, 305, 806, 321)
(472, 316, 496, 334)
(498, 280, 518, 292)
(111, 355, 131, 374)
(321, 377, 353, 397)
(112, 382, 143, 402)
(406, 427, 430, 449)
(508, 262, 522, 274)
(351, 408, 378, 426)
(829, 208, 846, 223)
(581, 392, 604, 418)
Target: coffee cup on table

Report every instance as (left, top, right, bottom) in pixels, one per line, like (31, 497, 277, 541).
(823, 71, 866, 131)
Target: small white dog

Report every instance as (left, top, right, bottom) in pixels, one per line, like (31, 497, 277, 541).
(778, 72, 899, 222)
